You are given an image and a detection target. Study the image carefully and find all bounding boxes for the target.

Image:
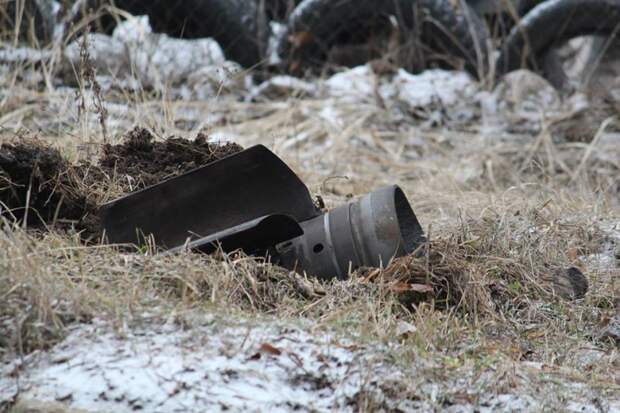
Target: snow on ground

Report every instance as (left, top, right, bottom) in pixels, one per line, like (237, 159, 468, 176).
(247, 75, 318, 101)
(583, 220, 620, 271)
(2, 11, 620, 412)
(322, 64, 479, 110)
(3, 312, 619, 413)
(63, 16, 244, 98)
(1, 316, 406, 412)
(324, 65, 378, 102)
(384, 69, 478, 108)
(60, 15, 481, 113)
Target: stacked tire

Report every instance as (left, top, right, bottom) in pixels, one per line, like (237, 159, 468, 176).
(277, 0, 490, 79)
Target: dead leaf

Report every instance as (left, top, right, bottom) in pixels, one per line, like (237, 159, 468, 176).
(259, 343, 282, 356)
(409, 283, 434, 293)
(567, 247, 579, 262)
(361, 268, 381, 283)
(390, 282, 412, 293)
(390, 282, 433, 293)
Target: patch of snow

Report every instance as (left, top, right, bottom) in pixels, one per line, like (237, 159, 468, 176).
(185, 62, 245, 100)
(0, 47, 52, 64)
(493, 69, 561, 120)
(51, 0, 61, 18)
(581, 220, 620, 271)
(324, 65, 376, 102)
(267, 21, 287, 66)
(93, 74, 143, 92)
(321, 66, 478, 125)
(64, 33, 128, 78)
(477, 90, 505, 135)
(120, 35, 225, 92)
(478, 393, 538, 413)
(1, 317, 405, 412)
(63, 16, 245, 98)
(568, 401, 617, 413)
(2, 315, 619, 412)
(206, 131, 239, 144)
(387, 69, 477, 108)
(112, 15, 153, 43)
(248, 75, 317, 101)
(318, 104, 344, 128)
(570, 348, 607, 368)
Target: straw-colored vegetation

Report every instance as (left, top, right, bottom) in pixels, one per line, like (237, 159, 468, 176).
(1, 3, 619, 411)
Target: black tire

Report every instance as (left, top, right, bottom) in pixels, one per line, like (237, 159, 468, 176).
(260, 0, 301, 21)
(68, 0, 267, 68)
(497, 0, 620, 76)
(277, 0, 490, 79)
(2, 0, 55, 44)
(517, 0, 545, 16)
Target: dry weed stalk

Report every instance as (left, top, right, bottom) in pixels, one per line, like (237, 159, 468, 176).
(75, 28, 108, 145)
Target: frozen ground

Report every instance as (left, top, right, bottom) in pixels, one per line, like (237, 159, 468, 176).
(3, 313, 619, 413)
(2, 316, 406, 412)
(1, 12, 620, 413)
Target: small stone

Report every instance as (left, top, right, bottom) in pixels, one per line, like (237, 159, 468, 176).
(551, 267, 588, 300)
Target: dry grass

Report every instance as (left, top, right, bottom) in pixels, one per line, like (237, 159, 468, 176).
(0, 7, 619, 411)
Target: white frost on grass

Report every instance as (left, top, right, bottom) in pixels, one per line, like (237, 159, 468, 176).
(1, 317, 404, 412)
(3, 316, 619, 412)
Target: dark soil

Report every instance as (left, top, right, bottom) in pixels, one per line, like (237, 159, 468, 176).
(99, 127, 242, 191)
(0, 140, 99, 237)
(0, 127, 243, 241)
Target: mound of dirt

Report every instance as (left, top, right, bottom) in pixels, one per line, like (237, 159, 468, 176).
(0, 141, 99, 237)
(99, 127, 243, 190)
(0, 128, 243, 241)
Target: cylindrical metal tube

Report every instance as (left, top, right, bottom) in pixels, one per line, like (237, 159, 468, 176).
(277, 185, 425, 280)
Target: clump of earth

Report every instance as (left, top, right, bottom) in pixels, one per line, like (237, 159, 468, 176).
(0, 127, 242, 241)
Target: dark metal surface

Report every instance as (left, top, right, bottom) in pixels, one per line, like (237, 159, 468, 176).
(101, 145, 425, 280)
(277, 185, 425, 279)
(100, 145, 319, 248)
(168, 214, 303, 256)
